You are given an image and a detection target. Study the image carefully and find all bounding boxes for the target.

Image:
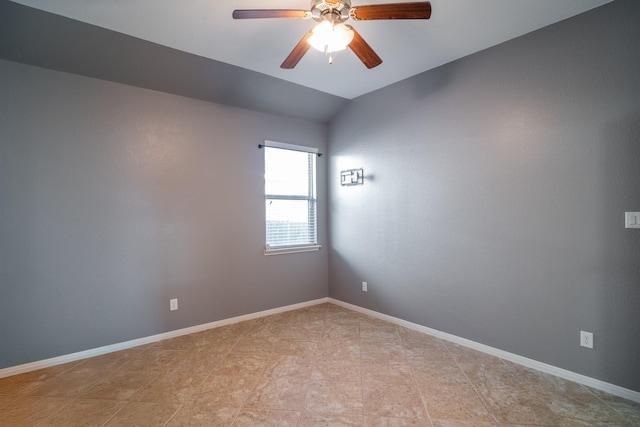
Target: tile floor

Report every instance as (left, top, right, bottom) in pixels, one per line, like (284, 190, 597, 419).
(1, 303, 639, 426)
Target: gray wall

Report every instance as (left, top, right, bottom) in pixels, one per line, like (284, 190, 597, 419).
(328, 0, 640, 392)
(0, 0, 347, 124)
(0, 60, 328, 368)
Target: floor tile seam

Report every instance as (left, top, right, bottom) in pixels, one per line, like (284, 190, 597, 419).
(229, 397, 248, 427)
(67, 358, 90, 372)
(161, 402, 184, 427)
(294, 350, 320, 417)
(578, 383, 631, 419)
(558, 409, 626, 426)
(174, 352, 228, 377)
(310, 377, 364, 387)
(315, 307, 330, 347)
(236, 350, 298, 415)
(197, 356, 232, 389)
(441, 341, 508, 366)
(506, 379, 624, 422)
(397, 330, 435, 427)
(223, 330, 254, 360)
(32, 395, 91, 426)
(228, 407, 303, 427)
(5, 392, 72, 405)
(399, 364, 435, 423)
(200, 369, 263, 410)
(62, 394, 140, 403)
(141, 345, 190, 353)
(177, 370, 215, 397)
(417, 395, 436, 427)
(459, 364, 536, 393)
(297, 411, 365, 425)
(357, 328, 367, 422)
(115, 370, 165, 404)
(128, 392, 186, 406)
(78, 402, 129, 427)
(18, 373, 77, 398)
(28, 371, 107, 400)
(301, 405, 365, 418)
(108, 366, 164, 377)
(606, 401, 640, 421)
(240, 399, 308, 413)
(90, 363, 156, 382)
(461, 380, 503, 424)
(439, 342, 501, 426)
(556, 392, 632, 425)
(131, 364, 203, 403)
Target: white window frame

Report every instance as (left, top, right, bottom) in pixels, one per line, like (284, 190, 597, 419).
(262, 140, 321, 256)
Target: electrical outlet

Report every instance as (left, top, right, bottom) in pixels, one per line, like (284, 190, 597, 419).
(625, 212, 640, 228)
(362, 282, 368, 292)
(170, 298, 178, 311)
(580, 331, 593, 349)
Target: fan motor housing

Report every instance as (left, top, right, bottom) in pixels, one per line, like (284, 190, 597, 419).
(310, 0, 351, 23)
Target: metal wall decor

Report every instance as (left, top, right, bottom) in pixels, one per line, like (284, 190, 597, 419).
(341, 168, 364, 186)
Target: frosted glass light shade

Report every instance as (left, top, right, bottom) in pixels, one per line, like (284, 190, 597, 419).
(308, 22, 354, 53)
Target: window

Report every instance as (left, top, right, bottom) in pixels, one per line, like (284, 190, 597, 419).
(263, 141, 320, 255)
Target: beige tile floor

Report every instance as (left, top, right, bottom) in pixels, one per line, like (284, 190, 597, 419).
(1, 303, 639, 426)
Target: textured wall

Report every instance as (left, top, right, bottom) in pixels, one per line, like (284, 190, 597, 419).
(328, 0, 640, 391)
(0, 0, 348, 124)
(0, 60, 328, 368)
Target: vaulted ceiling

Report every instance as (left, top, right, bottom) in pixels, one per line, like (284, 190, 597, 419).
(2, 0, 613, 122)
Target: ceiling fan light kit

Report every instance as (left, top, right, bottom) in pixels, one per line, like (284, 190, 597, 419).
(308, 21, 354, 53)
(232, 1, 431, 69)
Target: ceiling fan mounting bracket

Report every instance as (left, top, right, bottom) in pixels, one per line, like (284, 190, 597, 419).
(310, 0, 351, 23)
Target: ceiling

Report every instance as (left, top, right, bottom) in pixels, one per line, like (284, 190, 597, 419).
(9, 0, 612, 100)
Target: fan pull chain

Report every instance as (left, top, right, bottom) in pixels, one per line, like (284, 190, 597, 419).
(323, 45, 334, 65)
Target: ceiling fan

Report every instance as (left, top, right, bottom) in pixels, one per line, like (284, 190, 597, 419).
(232, 1, 432, 69)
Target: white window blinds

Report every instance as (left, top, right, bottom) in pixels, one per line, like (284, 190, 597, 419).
(263, 141, 319, 254)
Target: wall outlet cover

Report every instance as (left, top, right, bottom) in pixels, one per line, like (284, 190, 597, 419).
(625, 212, 640, 228)
(580, 331, 593, 349)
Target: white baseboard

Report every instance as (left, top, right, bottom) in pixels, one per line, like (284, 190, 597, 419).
(3, 296, 638, 404)
(0, 297, 329, 379)
(328, 298, 640, 404)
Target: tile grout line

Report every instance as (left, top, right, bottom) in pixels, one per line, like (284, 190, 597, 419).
(229, 310, 306, 424)
(295, 303, 328, 427)
(162, 403, 183, 427)
(222, 318, 264, 427)
(440, 340, 501, 425)
(32, 395, 78, 427)
(396, 325, 436, 427)
(358, 312, 366, 425)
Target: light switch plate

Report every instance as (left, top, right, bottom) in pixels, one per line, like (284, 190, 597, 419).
(625, 212, 640, 229)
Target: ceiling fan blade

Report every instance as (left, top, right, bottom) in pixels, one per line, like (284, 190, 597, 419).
(232, 9, 309, 19)
(281, 30, 314, 69)
(347, 26, 382, 69)
(350, 1, 431, 20)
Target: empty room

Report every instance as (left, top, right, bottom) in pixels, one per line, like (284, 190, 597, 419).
(1, 0, 639, 425)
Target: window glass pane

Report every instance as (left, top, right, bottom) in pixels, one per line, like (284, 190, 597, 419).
(265, 149, 310, 197)
(264, 145, 317, 249)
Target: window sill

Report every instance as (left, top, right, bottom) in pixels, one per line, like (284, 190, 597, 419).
(264, 245, 322, 256)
